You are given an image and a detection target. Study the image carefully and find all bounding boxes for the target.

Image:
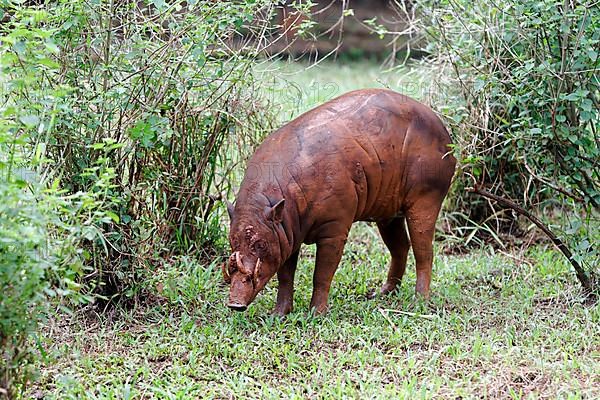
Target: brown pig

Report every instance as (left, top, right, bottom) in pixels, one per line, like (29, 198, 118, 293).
(223, 89, 456, 315)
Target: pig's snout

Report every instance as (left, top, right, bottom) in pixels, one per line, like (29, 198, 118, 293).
(227, 275, 255, 312)
(227, 302, 248, 311)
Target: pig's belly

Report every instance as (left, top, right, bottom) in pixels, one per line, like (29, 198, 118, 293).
(349, 158, 407, 222)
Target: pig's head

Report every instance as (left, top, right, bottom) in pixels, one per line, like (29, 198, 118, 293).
(223, 198, 286, 311)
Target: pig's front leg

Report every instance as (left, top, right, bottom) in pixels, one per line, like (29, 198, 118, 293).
(310, 235, 347, 314)
(273, 250, 299, 316)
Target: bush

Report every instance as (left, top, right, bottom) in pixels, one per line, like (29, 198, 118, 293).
(0, 0, 290, 395)
(410, 0, 599, 276)
(1, 1, 281, 298)
(0, 179, 48, 398)
(0, 109, 90, 398)
(0, 171, 106, 397)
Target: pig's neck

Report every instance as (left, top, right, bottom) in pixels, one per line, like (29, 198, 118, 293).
(272, 211, 295, 264)
(245, 187, 300, 264)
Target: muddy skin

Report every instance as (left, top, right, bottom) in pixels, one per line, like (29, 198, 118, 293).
(225, 89, 456, 315)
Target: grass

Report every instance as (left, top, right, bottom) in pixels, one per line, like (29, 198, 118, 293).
(253, 59, 436, 122)
(32, 61, 599, 399)
(34, 224, 599, 398)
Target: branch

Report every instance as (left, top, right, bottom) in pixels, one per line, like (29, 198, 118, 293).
(523, 162, 584, 203)
(467, 185, 595, 296)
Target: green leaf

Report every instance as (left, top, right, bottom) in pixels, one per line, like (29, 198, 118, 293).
(564, 93, 579, 101)
(13, 40, 26, 55)
(581, 99, 592, 112)
(151, 0, 166, 10)
(128, 119, 156, 148)
(19, 115, 40, 127)
(37, 57, 60, 69)
(473, 79, 486, 92)
(89, 143, 106, 150)
(568, 134, 578, 143)
(580, 111, 593, 122)
(44, 40, 60, 54)
(105, 211, 120, 223)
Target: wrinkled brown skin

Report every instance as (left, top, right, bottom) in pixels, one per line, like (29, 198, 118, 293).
(225, 89, 456, 315)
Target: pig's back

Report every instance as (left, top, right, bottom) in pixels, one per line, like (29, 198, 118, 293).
(253, 89, 455, 223)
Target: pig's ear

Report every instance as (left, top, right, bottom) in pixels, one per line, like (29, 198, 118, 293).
(267, 198, 285, 223)
(226, 200, 235, 220)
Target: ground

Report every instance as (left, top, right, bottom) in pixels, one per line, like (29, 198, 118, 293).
(33, 61, 599, 399)
(34, 225, 599, 399)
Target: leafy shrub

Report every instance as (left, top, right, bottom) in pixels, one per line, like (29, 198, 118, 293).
(0, 0, 290, 395)
(0, 96, 88, 399)
(409, 0, 599, 277)
(0, 24, 107, 392)
(0, 15, 83, 393)
(0, 179, 48, 398)
(1, 1, 281, 299)
(0, 171, 108, 397)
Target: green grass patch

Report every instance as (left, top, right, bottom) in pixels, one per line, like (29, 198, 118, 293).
(254, 59, 436, 123)
(33, 223, 599, 398)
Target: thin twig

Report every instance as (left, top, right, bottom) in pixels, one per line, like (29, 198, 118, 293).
(378, 308, 399, 332)
(382, 308, 436, 320)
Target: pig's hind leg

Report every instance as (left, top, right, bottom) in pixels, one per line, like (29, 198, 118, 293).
(376, 217, 410, 295)
(405, 193, 445, 298)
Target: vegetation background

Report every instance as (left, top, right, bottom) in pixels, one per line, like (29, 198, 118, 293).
(0, 0, 598, 398)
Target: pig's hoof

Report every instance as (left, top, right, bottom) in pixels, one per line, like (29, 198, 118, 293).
(309, 304, 329, 316)
(414, 291, 431, 301)
(367, 283, 398, 299)
(380, 282, 398, 296)
(272, 304, 292, 317)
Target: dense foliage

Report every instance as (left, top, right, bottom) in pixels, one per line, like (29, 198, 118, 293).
(0, 181, 48, 395)
(0, 0, 283, 396)
(415, 0, 599, 276)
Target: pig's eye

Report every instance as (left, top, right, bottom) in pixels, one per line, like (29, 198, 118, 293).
(253, 240, 267, 254)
